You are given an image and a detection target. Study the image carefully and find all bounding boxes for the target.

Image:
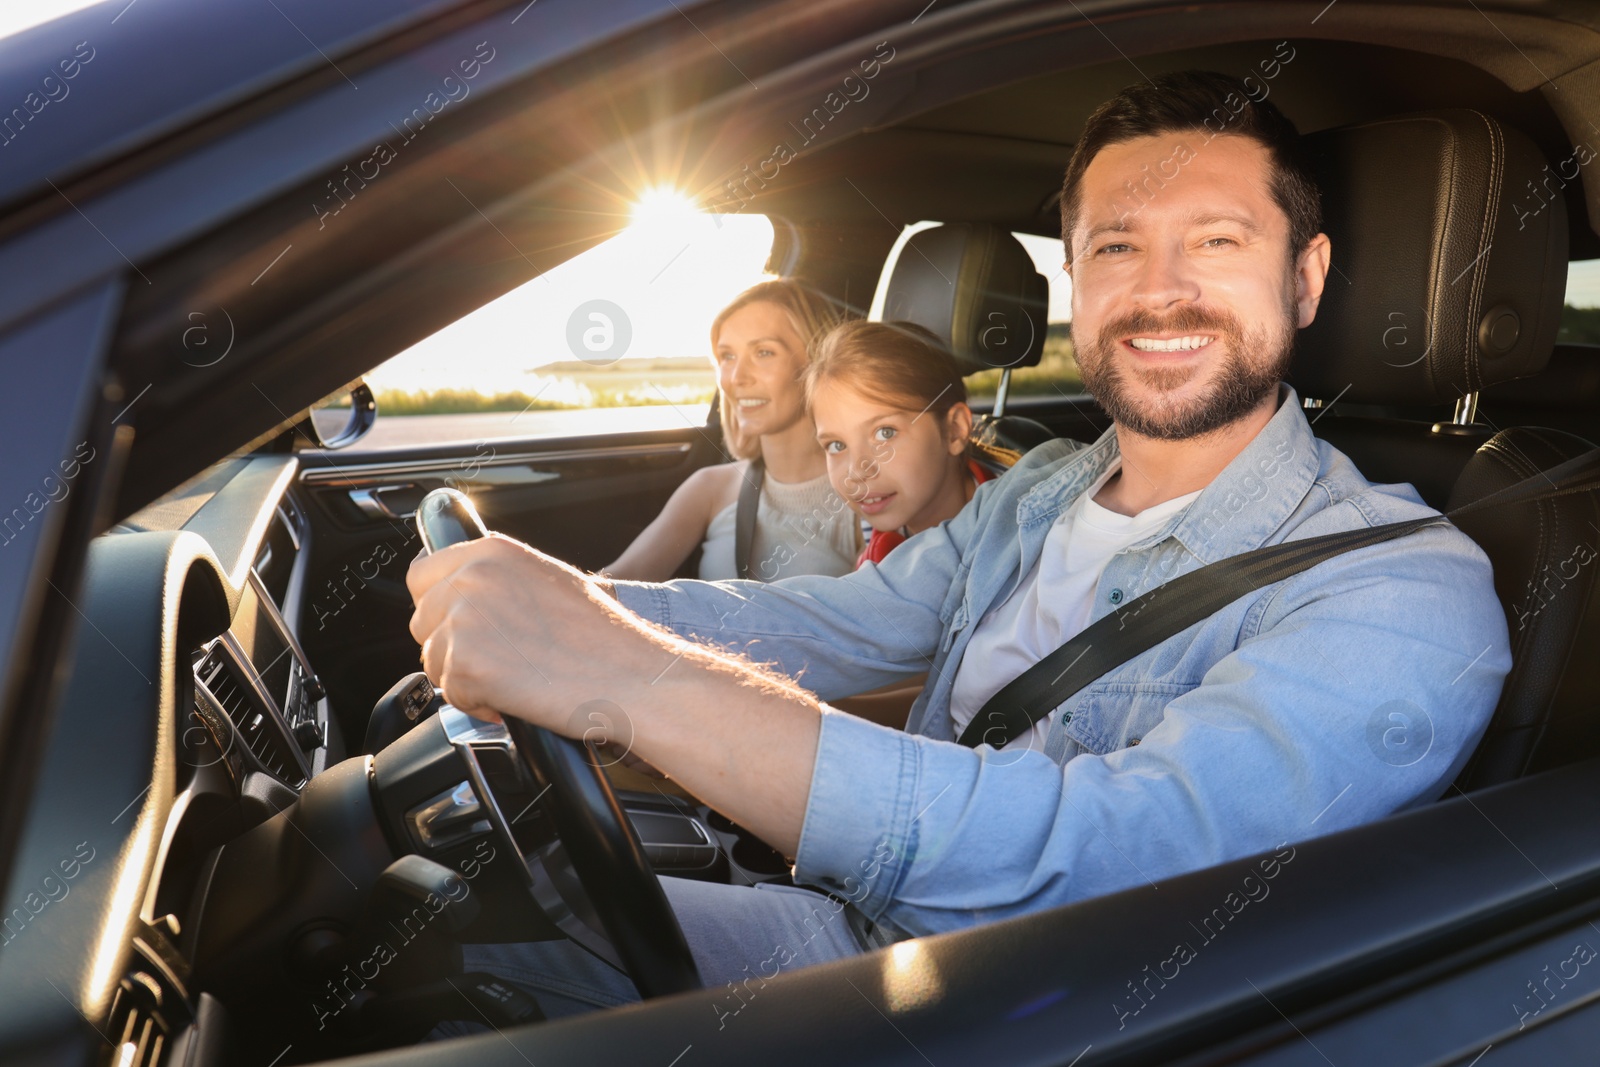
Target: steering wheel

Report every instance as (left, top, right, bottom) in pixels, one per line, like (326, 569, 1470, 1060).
(415, 488, 701, 998)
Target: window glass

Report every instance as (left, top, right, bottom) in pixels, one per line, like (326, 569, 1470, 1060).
(359, 205, 774, 448)
(868, 221, 1082, 400)
(1560, 258, 1600, 345)
(998, 230, 1079, 398)
(0, 1, 102, 42)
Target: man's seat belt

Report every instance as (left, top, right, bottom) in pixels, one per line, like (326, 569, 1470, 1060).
(734, 457, 765, 581)
(955, 445, 1600, 749)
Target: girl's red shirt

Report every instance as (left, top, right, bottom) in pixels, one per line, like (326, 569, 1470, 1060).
(855, 457, 996, 568)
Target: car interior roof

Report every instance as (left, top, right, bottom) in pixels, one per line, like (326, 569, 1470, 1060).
(753, 36, 1600, 258)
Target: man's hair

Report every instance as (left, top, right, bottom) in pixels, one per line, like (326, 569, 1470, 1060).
(1058, 69, 1322, 263)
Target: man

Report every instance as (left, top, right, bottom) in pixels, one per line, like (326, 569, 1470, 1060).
(409, 70, 1511, 1016)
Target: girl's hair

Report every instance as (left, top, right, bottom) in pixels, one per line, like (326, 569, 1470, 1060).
(710, 279, 842, 460)
(805, 320, 1020, 467)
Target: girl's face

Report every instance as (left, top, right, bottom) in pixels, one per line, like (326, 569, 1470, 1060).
(715, 302, 811, 441)
(812, 380, 974, 535)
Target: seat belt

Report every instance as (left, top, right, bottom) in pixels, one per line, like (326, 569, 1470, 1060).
(955, 444, 1600, 749)
(734, 457, 765, 581)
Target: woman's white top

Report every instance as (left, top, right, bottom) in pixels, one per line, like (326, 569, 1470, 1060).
(698, 464, 860, 581)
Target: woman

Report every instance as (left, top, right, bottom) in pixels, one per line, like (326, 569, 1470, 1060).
(602, 280, 861, 582)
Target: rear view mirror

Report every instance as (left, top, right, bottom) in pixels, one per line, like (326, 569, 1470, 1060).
(297, 381, 376, 450)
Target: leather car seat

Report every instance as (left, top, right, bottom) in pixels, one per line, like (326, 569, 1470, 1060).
(874, 222, 1058, 457)
(1290, 109, 1599, 789)
(1448, 427, 1600, 787)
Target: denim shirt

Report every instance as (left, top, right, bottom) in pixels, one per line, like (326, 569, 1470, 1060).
(613, 385, 1512, 937)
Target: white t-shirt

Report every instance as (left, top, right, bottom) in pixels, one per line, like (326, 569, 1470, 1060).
(948, 462, 1202, 752)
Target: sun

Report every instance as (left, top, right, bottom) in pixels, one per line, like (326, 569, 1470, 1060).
(630, 186, 703, 230)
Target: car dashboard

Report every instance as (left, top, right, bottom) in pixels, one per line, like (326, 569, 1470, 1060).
(0, 450, 798, 1066)
(137, 455, 339, 794)
(0, 452, 336, 1067)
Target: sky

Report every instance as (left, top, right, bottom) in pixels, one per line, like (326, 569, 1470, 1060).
(1567, 259, 1600, 306)
(366, 202, 783, 395)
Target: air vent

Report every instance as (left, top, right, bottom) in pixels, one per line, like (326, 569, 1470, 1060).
(106, 969, 175, 1067)
(194, 648, 304, 788)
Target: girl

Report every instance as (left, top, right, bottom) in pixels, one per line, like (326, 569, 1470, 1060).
(602, 280, 861, 582)
(807, 320, 1017, 728)
(807, 320, 1014, 567)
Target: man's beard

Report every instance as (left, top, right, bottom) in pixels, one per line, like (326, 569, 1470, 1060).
(1073, 295, 1297, 440)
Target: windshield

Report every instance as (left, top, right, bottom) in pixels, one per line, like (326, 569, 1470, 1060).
(0, 0, 107, 44)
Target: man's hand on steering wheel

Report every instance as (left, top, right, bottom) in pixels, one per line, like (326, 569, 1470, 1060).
(406, 534, 667, 735)
(406, 526, 821, 862)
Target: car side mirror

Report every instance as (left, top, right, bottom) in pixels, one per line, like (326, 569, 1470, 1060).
(295, 381, 376, 449)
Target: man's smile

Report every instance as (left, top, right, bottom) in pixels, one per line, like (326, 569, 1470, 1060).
(1124, 333, 1216, 353)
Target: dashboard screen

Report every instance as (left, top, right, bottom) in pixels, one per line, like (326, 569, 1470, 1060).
(230, 572, 294, 712)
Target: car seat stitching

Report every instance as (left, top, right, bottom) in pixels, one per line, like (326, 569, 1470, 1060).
(1423, 117, 1457, 400)
(1466, 111, 1503, 392)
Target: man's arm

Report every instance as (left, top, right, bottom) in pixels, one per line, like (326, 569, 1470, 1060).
(596, 439, 1081, 699)
(597, 475, 995, 700)
(592, 435, 1088, 700)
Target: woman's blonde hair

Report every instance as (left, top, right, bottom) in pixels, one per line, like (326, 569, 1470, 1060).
(711, 280, 842, 460)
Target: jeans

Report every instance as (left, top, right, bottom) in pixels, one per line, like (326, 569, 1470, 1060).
(435, 876, 868, 1030)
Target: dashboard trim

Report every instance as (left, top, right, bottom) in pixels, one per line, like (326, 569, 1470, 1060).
(176, 456, 299, 607)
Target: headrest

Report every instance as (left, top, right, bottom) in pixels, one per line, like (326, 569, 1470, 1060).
(1291, 109, 1569, 406)
(876, 223, 1049, 375)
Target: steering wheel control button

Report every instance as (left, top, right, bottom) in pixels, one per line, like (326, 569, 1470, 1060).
(403, 676, 438, 720)
(407, 780, 493, 852)
(365, 671, 445, 753)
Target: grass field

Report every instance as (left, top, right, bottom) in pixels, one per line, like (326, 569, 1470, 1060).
(966, 324, 1083, 399)
(370, 360, 718, 416)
